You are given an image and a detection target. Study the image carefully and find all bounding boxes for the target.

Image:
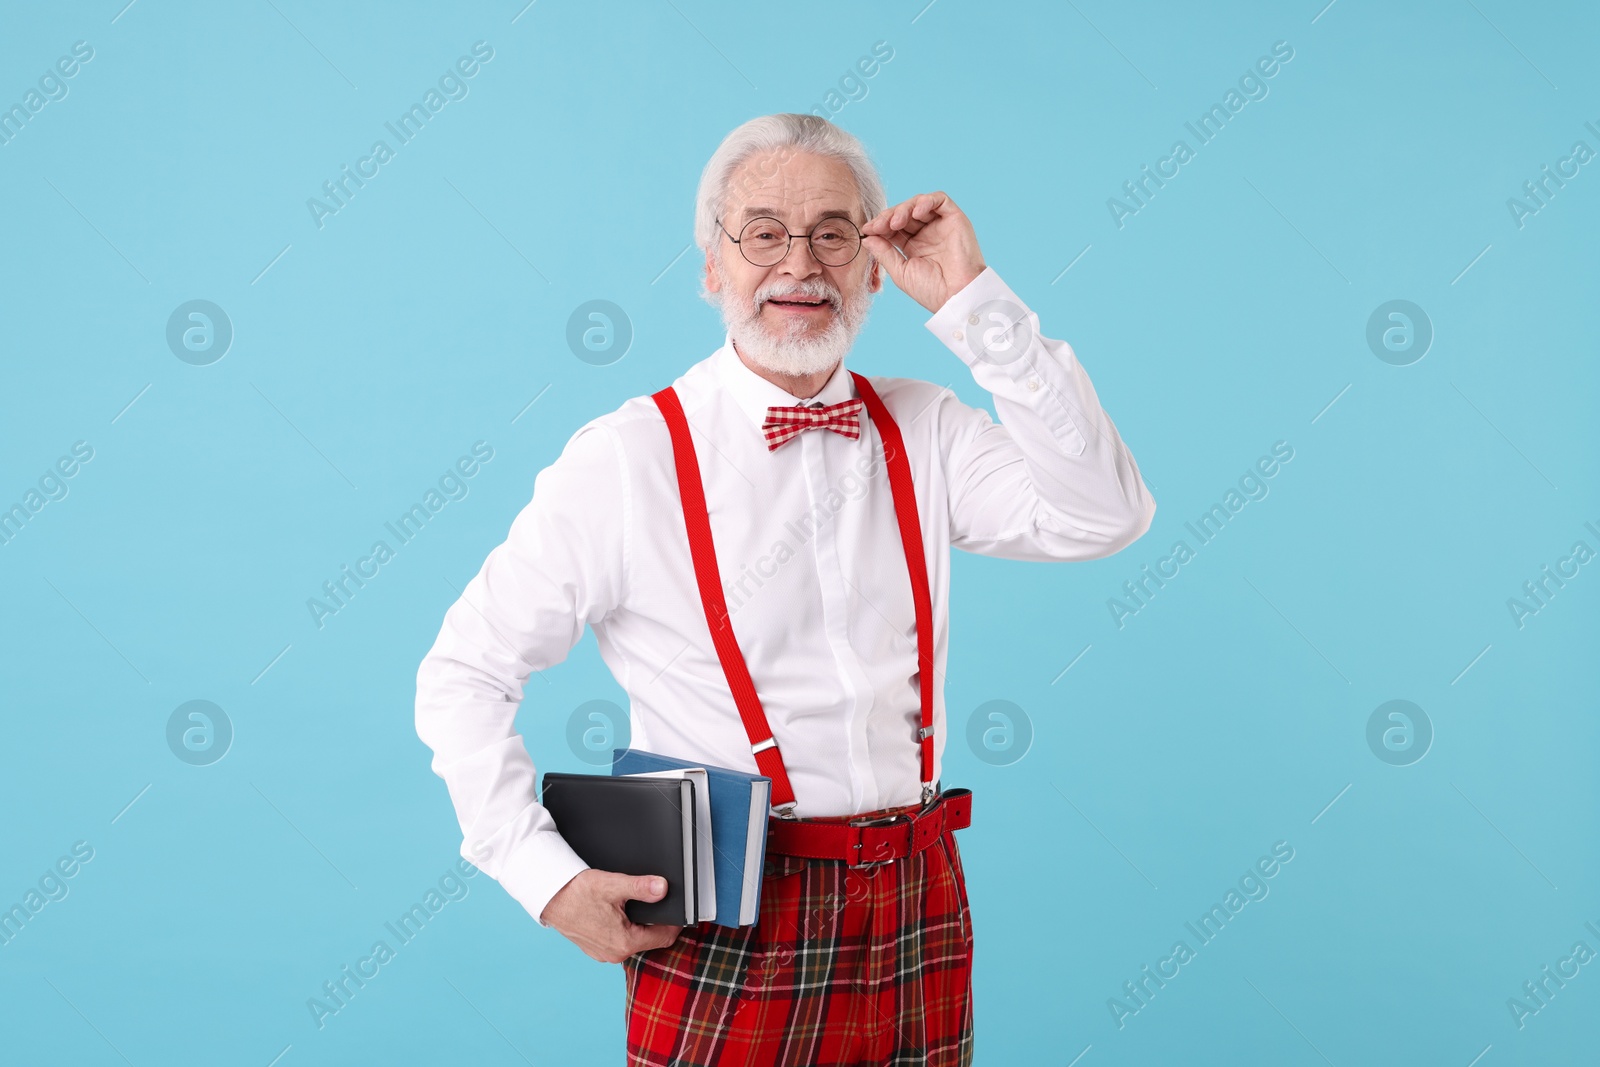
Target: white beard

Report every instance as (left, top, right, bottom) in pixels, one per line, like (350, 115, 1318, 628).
(719, 274, 873, 378)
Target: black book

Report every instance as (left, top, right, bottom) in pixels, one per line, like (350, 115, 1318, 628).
(540, 772, 698, 926)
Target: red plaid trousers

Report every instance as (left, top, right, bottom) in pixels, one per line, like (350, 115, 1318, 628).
(622, 801, 975, 1066)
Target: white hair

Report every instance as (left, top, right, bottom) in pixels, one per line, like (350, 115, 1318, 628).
(694, 113, 886, 302)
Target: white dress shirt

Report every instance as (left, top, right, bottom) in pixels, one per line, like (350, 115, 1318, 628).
(415, 267, 1156, 926)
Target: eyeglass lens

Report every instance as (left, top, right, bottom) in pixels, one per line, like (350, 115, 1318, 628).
(737, 216, 861, 266)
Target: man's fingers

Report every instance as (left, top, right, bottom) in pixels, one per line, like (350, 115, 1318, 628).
(640, 923, 683, 951)
(861, 236, 908, 287)
(628, 874, 667, 901)
(862, 234, 904, 263)
(903, 193, 933, 227)
(546, 871, 686, 964)
(599, 904, 680, 962)
(893, 193, 937, 232)
(864, 191, 959, 238)
(898, 192, 932, 226)
(865, 193, 923, 236)
(913, 191, 954, 223)
(594, 870, 667, 903)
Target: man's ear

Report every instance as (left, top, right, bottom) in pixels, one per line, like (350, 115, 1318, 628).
(868, 258, 883, 294)
(704, 247, 723, 295)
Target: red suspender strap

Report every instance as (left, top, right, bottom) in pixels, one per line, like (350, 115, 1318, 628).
(650, 373, 937, 813)
(650, 386, 800, 808)
(848, 372, 937, 795)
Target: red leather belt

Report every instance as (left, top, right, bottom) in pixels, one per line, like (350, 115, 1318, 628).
(766, 788, 972, 868)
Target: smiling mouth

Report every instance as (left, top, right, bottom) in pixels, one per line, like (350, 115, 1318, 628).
(766, 296, 833, 310)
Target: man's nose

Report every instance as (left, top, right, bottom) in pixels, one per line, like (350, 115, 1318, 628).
(774, 235, 823, 278)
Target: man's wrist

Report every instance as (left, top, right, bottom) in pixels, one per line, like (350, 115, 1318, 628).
(496, 830, 591, 928)
(934, 263, 987, 314)
(538, 868, 586, 927)
(925, 266, 1037, 374)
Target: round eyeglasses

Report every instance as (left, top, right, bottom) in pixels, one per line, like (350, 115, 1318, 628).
(716, 215, 864, 267)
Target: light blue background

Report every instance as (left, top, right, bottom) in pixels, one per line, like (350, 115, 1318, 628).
(2, 1, 1596, 1064)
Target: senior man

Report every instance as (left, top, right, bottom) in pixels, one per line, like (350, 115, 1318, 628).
(416, 112, 1155, 1066)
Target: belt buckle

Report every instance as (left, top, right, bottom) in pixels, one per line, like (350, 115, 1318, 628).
(846, 811, 907, 869)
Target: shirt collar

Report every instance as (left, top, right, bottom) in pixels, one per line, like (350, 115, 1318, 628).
(711, 334, 858, 430)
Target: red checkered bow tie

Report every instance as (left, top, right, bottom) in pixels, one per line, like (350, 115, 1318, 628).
(762, 398, 866, 451)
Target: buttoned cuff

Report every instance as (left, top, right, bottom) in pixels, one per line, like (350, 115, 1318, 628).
(924, 266, 1039, 381)
(494, 828, 590, 929)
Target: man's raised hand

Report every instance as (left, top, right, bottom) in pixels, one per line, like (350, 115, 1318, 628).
(539, 868, 683, 964)
(860, 191, 987, 314)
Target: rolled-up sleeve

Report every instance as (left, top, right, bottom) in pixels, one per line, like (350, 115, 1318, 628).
(924, 267, 1156, 561)
(415, 420, 629, 927)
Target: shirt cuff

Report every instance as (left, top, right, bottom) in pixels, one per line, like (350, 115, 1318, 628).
(493, 828, 591, 928)
(924, 266, 1039, 381)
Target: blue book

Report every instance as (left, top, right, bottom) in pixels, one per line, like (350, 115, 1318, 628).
(612, 749, 771, 927)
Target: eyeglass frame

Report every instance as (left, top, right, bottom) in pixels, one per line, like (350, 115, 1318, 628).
(715, 214, 865, 267)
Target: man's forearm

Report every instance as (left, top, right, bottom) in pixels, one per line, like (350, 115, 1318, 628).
(930, 267, 1156, 553)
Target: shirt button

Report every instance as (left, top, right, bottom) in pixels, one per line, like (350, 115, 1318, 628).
(967, 313, 980, 326)
(1027, 379, 1040, 391)
(951, 330, 963, 341)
